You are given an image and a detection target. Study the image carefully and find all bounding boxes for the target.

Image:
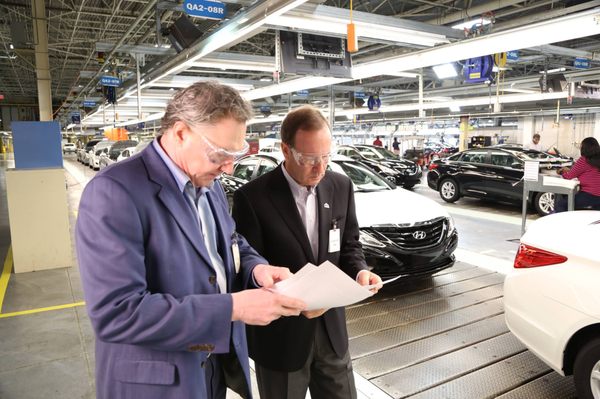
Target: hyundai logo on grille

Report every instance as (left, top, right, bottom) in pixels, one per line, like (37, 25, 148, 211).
(412, 230, 427, 240)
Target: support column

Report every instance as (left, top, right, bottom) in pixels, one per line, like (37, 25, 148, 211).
(459, 115, 469, 151)
(31, 0, 52, 121)
(328, 85, 335, 126)
(520, 116, 535, 145)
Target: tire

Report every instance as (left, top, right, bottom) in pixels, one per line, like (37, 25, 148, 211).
(573, 337, 600, 399)
(534, 192, 554, 216)
(403, 183, 416, 190)
(439, 178, 460, 203)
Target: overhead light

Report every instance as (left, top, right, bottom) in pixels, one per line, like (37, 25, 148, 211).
(539, 67, 566, 74)
(432, 64, 457, 79)
(243, 76, 349, 101)
(449, 105, 461, 112)
(260, 77, 272, 82)
(9, 44, 14, 49)
(104, 69, 109, 72)
(452, 18, 492, 31)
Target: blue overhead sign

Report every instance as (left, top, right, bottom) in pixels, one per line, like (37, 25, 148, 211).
(83, 100, 96, 108)
(354, 91, 366, 99)
(296, 89, 309, 97)
(70, 112, 81, 124)
(574, 58, 590, 69)
(506, 50, 519, 61)
(100, 76, 121, 87)
(183, 0, 226, 20)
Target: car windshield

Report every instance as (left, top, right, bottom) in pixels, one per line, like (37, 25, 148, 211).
(329, 161, 391, 192)
(368, 146, 397, 159)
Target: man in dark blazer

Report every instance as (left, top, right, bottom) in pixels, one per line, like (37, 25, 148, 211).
(232, 105, 382, 399)
(76, 82, 305, 399)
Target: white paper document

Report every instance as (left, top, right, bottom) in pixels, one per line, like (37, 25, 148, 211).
(272, 261, 375, 311)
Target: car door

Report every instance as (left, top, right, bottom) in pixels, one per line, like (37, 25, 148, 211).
(485, 150, 524, 201)
(453, 150, 491, 197)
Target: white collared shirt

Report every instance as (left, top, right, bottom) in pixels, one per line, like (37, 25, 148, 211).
(281, 163, 319, 260)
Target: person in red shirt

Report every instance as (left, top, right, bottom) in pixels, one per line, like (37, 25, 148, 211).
(373, 136, 383, 147)
(554, 137, 600, 212)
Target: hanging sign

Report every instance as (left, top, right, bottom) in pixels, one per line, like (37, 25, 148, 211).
(70, 112, 81, 124)
(354, 91, 366, 99)
(183, 0, 226, 20)
(83, 100, 96, 108)
(506, 50, 519, 61)
(100, 76, 121, 87)
(296, 89, 309, 98)
(574, 58, 590, 69)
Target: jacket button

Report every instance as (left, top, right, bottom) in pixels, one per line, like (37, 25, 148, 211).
(208, 276, 217, 285)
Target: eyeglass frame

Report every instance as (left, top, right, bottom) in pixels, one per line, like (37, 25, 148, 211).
(289, 147, 332, 167)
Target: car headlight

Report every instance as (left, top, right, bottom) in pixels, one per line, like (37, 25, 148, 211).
(447, 216, 456, 234)
(359, 230, 386, 248)
(379, 165, 397, 174)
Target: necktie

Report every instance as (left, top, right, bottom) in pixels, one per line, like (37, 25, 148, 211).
(305, 188, 318, 261)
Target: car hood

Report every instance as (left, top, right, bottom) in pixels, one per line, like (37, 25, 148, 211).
(522, 211, 600, 263)
(353, 187, 449, 227)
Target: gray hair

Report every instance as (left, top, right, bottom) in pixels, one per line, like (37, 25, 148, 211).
(160, 81, 253, 135)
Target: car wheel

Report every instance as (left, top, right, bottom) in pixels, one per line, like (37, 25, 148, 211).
(403, 183, 416, 190)
(439, 179, 460, 203)
(534, 192, 554, 216)
(573, 338, 600, 399)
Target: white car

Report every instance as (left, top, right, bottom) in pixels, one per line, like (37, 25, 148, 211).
(62, 142, 77, 154)
(504, 211, 600, 399)
(116, 147, 137, 162)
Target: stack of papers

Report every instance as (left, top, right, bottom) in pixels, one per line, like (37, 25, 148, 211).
(271, 261, 400, 310)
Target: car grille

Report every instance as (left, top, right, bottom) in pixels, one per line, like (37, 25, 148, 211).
(371, 217, 447, 249)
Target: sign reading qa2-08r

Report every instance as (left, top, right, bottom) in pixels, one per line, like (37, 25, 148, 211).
(183, 0, 226, 20)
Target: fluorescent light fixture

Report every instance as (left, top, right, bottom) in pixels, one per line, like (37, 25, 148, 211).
(539, 67, 566, 74)
(260, 77, 272, 82)
(352, 9, 600, 80)
(452, 18, 492, 31)
(449, 105, 461, 112)
(432, 64, 457, 79)
(243, 76, 349, 101)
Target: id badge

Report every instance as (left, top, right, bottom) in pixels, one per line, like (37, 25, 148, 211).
(328, 228, 340, 253)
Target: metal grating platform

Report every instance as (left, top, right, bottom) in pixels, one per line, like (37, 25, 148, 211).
(346, 262, 579, 398)
(347, 285, 503, 339)
(349, 298, 504, 358)
(347, 274, 503, 323)
(495, 372, 577, 399)
(353, 314, 509, 379)
(406, 351, 551, 399)
(373, 333, 526, 398)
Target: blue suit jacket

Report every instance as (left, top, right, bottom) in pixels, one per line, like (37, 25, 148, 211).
(76, 142, 267, 399)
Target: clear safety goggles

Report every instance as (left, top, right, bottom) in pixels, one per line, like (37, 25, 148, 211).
(198, 133, 249, 165)
(290, 147, 331, 167)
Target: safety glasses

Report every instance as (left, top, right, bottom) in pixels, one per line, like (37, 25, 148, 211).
(290, 147, 331, 167)
(197, 133, 249, 165)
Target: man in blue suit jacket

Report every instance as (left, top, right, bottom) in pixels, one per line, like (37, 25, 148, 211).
(76, 82, 305, 399)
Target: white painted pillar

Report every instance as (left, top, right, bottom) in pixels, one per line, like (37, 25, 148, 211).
(32, 0, 53, 121)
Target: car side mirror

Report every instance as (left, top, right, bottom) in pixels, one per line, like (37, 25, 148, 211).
(350, 155, 361, 160)
(511, 162, 523, 169)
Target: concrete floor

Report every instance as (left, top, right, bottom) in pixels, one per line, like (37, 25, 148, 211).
(0, 155, 563, 398)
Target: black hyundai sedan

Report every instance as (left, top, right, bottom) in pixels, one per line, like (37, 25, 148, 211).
(427, 147, 560, 215)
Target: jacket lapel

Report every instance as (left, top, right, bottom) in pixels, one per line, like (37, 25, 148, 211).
(205, 186, 234, 288)
(268, 165, 316, 263)
(316, 174, 333, 263)
(141, 144, 213, 268)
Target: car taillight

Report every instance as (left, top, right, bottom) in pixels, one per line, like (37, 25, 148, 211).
(514, 244, 568, 268)
(428, 163, 439, 170)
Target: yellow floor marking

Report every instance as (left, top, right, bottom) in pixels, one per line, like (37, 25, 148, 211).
(0, 245, 13, 313)
(0, 301, 86, 319)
